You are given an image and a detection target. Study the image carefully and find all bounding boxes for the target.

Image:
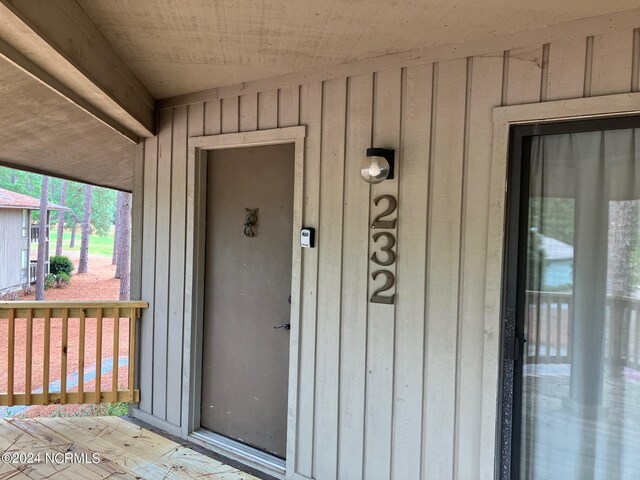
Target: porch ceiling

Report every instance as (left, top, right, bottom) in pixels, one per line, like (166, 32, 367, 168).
(79, 0, 640, 98)
(0, 57, 135, 192)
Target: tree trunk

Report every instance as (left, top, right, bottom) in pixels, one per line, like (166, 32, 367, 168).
(55, 180, 68, 256)
(35, 176, 50, 300)
(78, 184, 93, 274)
(117, 192, 131, 300)
(112, 199, 121, 266)
(69, 222, 77, 248)
(114, 193, 126, 278)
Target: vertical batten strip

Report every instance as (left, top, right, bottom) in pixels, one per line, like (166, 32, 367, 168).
(584, 36, 594, 97)
(112, 307, 119, 402)
(78, 309, 85, 403)
(204, 100, 221, 135)
(633, 29, 640, 92)
(139, 133, 159, 414)
(337, 72, 373, 480)
(453, 56, 474, 480)
(540, 44, 550, 101)
(25, 309, 33, 405)
(153, 108, 174, 419)
(423, 58, 467, 480)
(455, 53, 504, 480)
(391, 63, 432, 480)
(296, 81, 323, 478)
(363, 68, 402, 480)
(421, 61, 439, 480)
(60, 308, 68, 404)
(7, 309, 14, 407)
(129, 308, 137, 401)
(95, 309, 103, 403)
(167, 105, 188, 426)
(313, 77, 347, 480)
(42, 309, 51, 405)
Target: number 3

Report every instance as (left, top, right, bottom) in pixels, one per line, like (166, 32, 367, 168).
(371, 232, 396, 266)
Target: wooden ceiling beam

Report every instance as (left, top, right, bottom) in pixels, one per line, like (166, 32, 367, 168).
(0, 0, 155, 142)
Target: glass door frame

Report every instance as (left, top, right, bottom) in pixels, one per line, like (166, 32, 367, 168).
(499, 114, 640, 479)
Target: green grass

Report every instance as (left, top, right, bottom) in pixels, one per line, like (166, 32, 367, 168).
(49, 229, 114, 258)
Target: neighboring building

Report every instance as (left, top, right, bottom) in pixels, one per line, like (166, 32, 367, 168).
(539, 234, 574, 289)
(0, 187, 68, 296)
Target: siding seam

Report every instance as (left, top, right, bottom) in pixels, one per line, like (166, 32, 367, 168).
(420, 61, 438, 480)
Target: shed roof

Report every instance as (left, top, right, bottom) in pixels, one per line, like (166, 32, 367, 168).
(0, 187, 70, 211)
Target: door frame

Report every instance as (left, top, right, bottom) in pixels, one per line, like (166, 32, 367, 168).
(486, 93, 640, 479)
(181, 126, 306, 479)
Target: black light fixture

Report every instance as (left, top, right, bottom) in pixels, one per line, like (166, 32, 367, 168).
(361, 148, 395, 184)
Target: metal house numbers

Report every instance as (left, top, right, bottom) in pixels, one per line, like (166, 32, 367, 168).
(369, 194, 398, 304)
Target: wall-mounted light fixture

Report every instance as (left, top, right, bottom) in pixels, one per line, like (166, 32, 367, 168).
(361, 148, 395, 184)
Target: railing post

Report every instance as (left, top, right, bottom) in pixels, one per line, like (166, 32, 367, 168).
(42, 308, 51, 405)
(95, 309, 103, 403)
(60, 308, 69, 405)
(78, 309, 85, 403)
(128, 307, 137, 402)
(7, 309, 15, 407)
(25, 309, 32, 405)
(112, 307, 119, 403)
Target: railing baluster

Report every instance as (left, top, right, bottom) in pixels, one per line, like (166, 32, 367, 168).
(635, 305, 640, 368)
(556, 297, 562, 363)
(42, 308, 50, 405)
(129, 307, 137, 402)
(78, 309, 85, 404)
(535, 294, 541, 364)
(546, 297, 552, 362)
(112, 307, 119, 402)
(25, 309, 32, 405)
(95, 308, 103, 403)
(567, 300, 573, 362)
(60, 308, 68, 405)
(7, 309, 15, 407)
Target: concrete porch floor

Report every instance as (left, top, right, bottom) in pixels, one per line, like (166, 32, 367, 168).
(0, 416, 264, 479)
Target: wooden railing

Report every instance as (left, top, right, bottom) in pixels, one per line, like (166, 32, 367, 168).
(525, 291, 640, 368)
(0, 301, 147, 407)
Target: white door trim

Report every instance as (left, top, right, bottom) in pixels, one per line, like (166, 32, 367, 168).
(181, 126, 306, 479)
(482, 92, 640, 478)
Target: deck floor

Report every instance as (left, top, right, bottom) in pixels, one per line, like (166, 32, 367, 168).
(0, 416, 262, 479)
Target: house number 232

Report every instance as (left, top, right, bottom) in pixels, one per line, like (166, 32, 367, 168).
(370, 194, 397, 305)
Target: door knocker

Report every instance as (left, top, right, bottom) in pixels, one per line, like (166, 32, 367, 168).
(244, 208, 259, 237)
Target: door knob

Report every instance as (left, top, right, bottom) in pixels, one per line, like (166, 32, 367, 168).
(274, 323, 291, 330)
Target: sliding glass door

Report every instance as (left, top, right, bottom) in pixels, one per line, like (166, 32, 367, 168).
(501, 117, 640, 479)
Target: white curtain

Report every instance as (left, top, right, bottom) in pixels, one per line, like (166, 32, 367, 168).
(521, 128, 640, 480)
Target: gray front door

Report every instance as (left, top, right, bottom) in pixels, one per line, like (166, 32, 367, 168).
(201, 143, 294, 459)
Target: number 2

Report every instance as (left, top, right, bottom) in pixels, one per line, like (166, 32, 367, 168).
(371, 195, 397, 229)
(370, 270, 396, 304)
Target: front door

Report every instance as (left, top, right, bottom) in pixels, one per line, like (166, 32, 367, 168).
(201, 143, 294, 459)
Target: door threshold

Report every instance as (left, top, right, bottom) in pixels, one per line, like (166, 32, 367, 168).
(189, 429, 285, 480)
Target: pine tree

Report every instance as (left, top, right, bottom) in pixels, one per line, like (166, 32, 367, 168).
(35, 176, 50, 300)
(78, 184, 93, 274)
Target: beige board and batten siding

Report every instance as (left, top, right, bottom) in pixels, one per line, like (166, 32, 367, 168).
(133, 26, 640, 479)
(0, 209, 25, 294)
